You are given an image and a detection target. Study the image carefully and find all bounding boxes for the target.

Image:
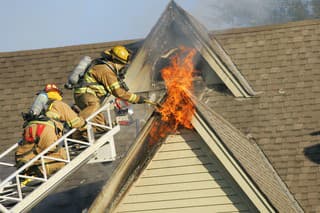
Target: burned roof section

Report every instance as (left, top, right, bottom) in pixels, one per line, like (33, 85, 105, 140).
(125, 1, 255, 97)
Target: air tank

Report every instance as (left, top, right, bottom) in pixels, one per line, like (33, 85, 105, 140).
(65, 56, 92, 89)
(30, 92, 48, 115)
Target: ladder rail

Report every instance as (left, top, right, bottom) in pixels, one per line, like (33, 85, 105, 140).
(0, 103, 118, 212)
(0, 128, 76, 191)
(11, 125, 120, 213)
(0, 143, 18, 167)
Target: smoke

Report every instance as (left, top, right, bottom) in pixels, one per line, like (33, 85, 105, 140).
(191, 0, 316, 30)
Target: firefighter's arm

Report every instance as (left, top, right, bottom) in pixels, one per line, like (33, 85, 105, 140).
(96, 68, 142, 103)
(46, 101, 86, 129)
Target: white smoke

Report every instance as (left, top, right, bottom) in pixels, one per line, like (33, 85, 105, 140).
(190, 0, 314, 30)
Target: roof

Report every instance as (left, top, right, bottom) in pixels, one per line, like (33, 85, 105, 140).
(193, 97, 302, 212)
(205, 19, 320, 211)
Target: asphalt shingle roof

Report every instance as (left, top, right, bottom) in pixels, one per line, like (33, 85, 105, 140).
(194, 97, 303, 212)
(0, 40, 136, 153)
(202, 19, 320, 212)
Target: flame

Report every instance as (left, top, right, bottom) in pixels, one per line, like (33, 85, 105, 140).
(149, 47, 197, 145)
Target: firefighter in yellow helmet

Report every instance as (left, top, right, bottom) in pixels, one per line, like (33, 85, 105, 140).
(73, 45, 150, 130)
(15, 84, 86, 178)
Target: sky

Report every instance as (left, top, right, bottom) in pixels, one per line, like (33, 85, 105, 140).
(0, 0, 315, 52)
(0, 0, 195, 52)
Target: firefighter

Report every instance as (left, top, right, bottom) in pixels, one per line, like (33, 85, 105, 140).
(73, 45, 151, 130)
(15, 84, 86, 179)
(15, 116, 66, 178)
(43, 83, 86, 133)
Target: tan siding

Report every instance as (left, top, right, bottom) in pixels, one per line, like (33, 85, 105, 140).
(116, 197, 246, 212)
(149, 156, 212, 168)
(113, 132, 257, 213)
(142, 164, 217, 177)
(130, 180, 230, 194)
(152, 149, 205, 160)
(136, 172, 223, 186)
(116, 204, 249, 213)
(124, 187, 236, 203)
(159, 140, 200, 151)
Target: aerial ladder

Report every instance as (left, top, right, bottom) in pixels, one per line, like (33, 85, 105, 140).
(0, 103, 120, 213)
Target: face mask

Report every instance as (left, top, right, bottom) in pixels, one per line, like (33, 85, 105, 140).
(118, 64, 129, 80)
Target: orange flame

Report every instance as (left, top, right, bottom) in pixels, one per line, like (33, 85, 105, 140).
(149, 47, 197, 145)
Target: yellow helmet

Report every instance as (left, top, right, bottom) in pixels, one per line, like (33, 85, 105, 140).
(102, 46, 131, 64)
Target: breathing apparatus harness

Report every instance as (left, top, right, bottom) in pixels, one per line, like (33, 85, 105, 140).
(16, 111, 52, 161)
(17, 103, 61, 167)
(74, 57, 130, 92)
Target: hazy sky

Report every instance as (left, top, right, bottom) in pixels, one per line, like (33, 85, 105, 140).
(0, 0, 196, 52)
(0, 0, 314, 52)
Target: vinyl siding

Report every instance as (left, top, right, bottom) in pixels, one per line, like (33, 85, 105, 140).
(113, 130, 257, 213)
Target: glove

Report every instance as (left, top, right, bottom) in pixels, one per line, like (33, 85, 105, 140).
(137, 96, 146, 104)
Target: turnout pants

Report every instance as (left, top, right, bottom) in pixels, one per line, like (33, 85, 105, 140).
(15, 124, 66, 177)
(74, 92, 106, 132)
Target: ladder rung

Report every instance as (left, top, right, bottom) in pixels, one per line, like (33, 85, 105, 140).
(1, 183, 17, 190)
(0, 162, 15, 167)
(0, 189, 16, 196)
(17, 175, 46, 183)
(0, 195, 21, 202)
(42, 156, 70, 163)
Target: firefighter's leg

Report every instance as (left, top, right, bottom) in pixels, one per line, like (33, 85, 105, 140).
(75, 93, 106, 131)
(37, 126, 66, 176)
(44, 147, 67, 176)
(44, 162, 65, 176)
(15, 143, 36, 168)
(15, 131, 42, 178)
(15, 145, 44, 189)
